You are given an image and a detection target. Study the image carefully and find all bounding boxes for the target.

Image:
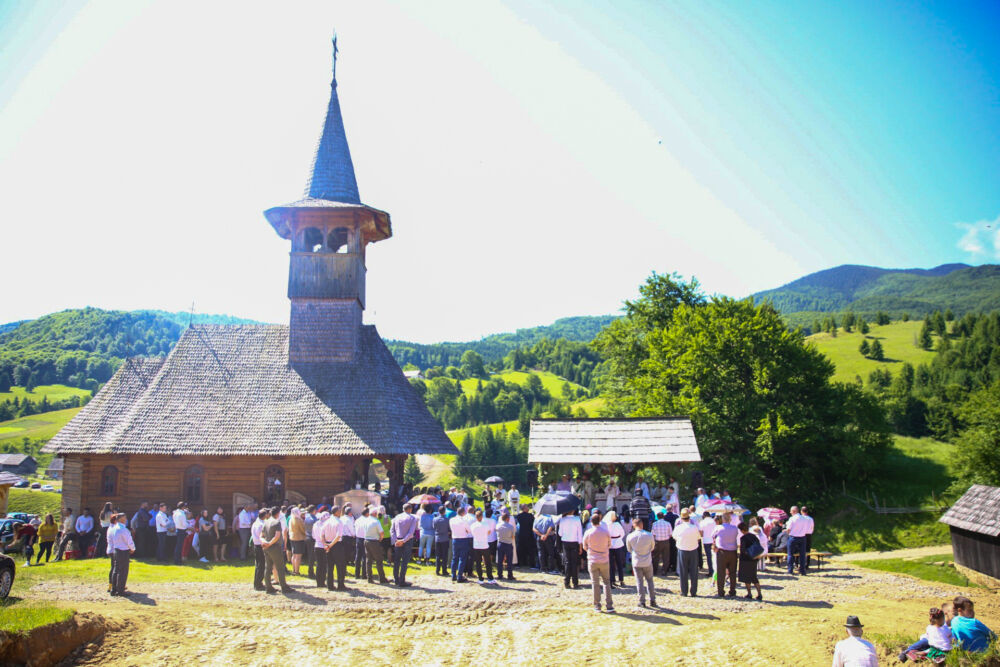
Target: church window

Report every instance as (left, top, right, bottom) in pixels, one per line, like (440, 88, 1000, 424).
(328, 227, 349, 253)
(265, 465, 285, 504)
(301, 227, 324, 253)
(184, 465, 204, 504)
(101, 465, 119, 496)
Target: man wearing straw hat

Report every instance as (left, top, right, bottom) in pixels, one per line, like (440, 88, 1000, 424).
(831, 616, 878, 667)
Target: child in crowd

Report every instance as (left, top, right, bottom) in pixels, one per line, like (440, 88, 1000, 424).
(950, 596, 997, 654)
(899, 606, 952, 663)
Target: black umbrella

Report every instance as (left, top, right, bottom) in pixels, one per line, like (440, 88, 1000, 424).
(533, 492, 582, 516)
(484, 476, 505, 484)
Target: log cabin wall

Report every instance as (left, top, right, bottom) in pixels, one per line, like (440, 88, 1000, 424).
(67, 454, 351, 515)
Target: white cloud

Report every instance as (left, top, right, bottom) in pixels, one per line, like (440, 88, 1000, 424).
(957, 215, 1000, 259)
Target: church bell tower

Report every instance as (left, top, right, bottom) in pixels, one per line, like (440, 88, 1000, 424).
(264, 37, 392, 364)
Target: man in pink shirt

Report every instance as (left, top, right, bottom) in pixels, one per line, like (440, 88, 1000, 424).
(582, 514, 614, 613)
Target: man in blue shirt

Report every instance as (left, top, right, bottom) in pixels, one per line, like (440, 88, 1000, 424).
(432, 506, 451, 577)
(418, 503, 436, 566)
(533, 514, 557, 574)
(75, 508, 95, 559)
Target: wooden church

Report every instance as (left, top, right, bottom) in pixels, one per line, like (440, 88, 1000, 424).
(44, 41, 456, 514)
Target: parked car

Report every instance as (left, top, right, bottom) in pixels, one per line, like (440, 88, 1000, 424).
(30, 482, 41, 489)
(0, 552, 14, 599)
(40, 485, 55, 492)
(6, 512, 33, 523)
(13, 480, 29, 488)
(0, 519, 14, 547)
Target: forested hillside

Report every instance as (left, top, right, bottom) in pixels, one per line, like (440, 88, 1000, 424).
(386, 314, 616, 368)
(753, 263, 1000, 328)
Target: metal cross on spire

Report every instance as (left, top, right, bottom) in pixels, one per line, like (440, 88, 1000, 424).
(332, 32, 339, 80)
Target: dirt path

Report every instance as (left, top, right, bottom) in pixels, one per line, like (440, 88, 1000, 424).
(30, 557, 1000, 666)
(416, 454, 451, 487)
(831, 544, 953, 561)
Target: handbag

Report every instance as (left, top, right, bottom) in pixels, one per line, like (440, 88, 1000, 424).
(745, 541, 764, 559)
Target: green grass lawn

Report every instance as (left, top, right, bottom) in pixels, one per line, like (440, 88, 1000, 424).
(568, 397, 605, 416)
(807, 320, 939, 383)
(0, 407, 81, 442)
(446, 420, 519, 447)
(818, 435, 956, 553)
(458, 370, 587, 398)
(6, 488, 63, 517)
(0, 599, 75, 634)
(847, 554, 976, 588)
(0, 384, 91, 405)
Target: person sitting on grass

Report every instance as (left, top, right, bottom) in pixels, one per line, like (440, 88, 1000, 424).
(898, 607, 951, 663)
(950, 596, 997, 654)
(831, 615, 878, 667)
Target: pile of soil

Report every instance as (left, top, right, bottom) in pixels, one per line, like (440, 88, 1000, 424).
(0, 612, 117, 666)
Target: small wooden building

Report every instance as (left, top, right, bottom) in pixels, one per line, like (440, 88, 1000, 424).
(42, 41, 456, 516)
(940, 484, 1000, 583)
(0, 471, 21, 515)
(0, 454, 37, 477)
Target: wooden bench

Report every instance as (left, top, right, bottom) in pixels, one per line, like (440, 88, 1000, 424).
(763, 551, 832, 569)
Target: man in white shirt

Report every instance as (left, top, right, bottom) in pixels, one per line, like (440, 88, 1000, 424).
(52, 507, 77, 562)
(558, 512, 584, 589)
(251, 508, 269, 591)
(323, 506, 346, 592)
(635, 476, 651, 500)
(695, 488, 709, 509)
(311, 510, 328, 589)
(673, 509, 702, 597)
(108, 513, 136, 596)
(698, 512, 717, 577)
(449, 506, 473, 583)
(470, 510, 496, 584)
(171, 503, 189, 565)
(237, 505, 254, 560)
(786, 506, 809, 575)
(831, 616, 878, 667)
(507, 485, 520, 510)
(74, 508, 95, 559)
(339, 504, 358, 579)
(154, 503, 169, 562)
(802, 506, 816, 567)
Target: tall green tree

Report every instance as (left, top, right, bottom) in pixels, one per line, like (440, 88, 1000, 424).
(403, 454, 425, 485)
(600, 287, 889, 502)
(952, 380, 1000, 489)
(870, 339, 885, 361)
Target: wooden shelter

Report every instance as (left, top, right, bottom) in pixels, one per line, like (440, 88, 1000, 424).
(528, 417, 701, 465)
(940, 484, 1000, 583)
(42, 40, 456, 516)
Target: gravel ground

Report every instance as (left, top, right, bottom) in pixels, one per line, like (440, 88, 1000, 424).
(30, 560, 998, 666)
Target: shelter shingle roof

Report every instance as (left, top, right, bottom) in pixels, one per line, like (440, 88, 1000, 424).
(940, 484, 1000, 537)
(0, 471, 22, 486)
(528, 418, 701, 464)
(0, 454, 34, 466)
(43, 325, 456, 458)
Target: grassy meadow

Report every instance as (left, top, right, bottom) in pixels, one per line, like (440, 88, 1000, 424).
(0, 384, 91, 405)
(807, 320, 939, 383)
(6, 488, 63, 517)
(458, 369, 587, 398)
(0, 407, 80, 442)
(847, 553, 976, 588)
(0, 598, 75, 634)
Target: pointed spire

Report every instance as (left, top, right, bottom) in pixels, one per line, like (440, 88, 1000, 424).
(304, 35, 360, 204)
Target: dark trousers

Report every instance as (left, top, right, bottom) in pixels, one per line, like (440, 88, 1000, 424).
(173, 532, 184, 564)
(157, 532, 167, 561)
(393, 538, 413, 584)
(678, 548, 699, 596)
(716, 549, 737, 595)
(313, 546, 327, 588)
(537, 537, 555, 571)
(517, 536, 536, 568)
(253, 544, 266, 589)
(451, 538, 471, 581)
(703, 542, 715, 575)
(340, 537, 355, 577)
(610, 546, 626, 584)
(354, 536, 367, 577)
(562, 542, 580, 586)
(653, 540, 671, 575)
(668, 537, 678, 571)
(787, 536, 807, 574)
(473, 547, 494, 581)
(327, 542, 346, 590)
(435, 541, 450, 575)
(35, 541, 54, 563)
(111, 550, 130, 594)
(305, 540, 314, 577)
(496, 542, 514, 579)
(805, 534, 813, 566)
(77, 532, 93, 559)
(264, 546, 287, 592)
(365, 540, 387, 582)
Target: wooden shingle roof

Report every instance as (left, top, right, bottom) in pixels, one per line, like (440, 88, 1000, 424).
(0, 454, 34, 466)
(528, 418, 701, 464)
(0, 471, 22, 486)
(940, 484, 1000, 537)
(43, 324, 456, 458)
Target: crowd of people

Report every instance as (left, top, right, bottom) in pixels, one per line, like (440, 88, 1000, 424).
(3, 477, 997, 661)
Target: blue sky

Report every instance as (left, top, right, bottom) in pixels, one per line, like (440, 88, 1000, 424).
(0, 1, 998, 341)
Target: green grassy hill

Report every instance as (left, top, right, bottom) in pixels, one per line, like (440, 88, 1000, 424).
(6, 488, 63, 517)
(0, 407, 80, 470)
(807, 320, 939, 382)
(458, 370, 587, 398)
(0, 384, 91, 404)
